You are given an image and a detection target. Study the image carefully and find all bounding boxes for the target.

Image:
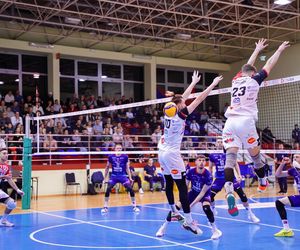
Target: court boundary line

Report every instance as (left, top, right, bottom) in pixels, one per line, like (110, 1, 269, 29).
(29, 210, 210, 250)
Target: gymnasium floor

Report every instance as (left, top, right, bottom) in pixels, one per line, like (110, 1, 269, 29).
(2, 186, 300, 250)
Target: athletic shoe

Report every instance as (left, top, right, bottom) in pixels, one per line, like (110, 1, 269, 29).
(257, 178, 268, 193)
(274, 229, 294, 237)
(211, 229, 222, 240)
(248, 211, 260, 223)
(226, 193, 239, 216)
(182, 220, 203, 235)
(139, 188, 144, 194)
(133, 206, 140, 213)
(170, 212, 184, 223)
(0, 219, 14, 227)
(156, 222, 168, 237)
(101, 207, 109, 214)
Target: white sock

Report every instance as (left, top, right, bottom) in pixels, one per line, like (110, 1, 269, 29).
(104, 198, 109, 207)
(131, 197, 136, 207)
(1, 213, 8, 221)
(184, 213, 193, 224)
(282, 220, 290, 230)
(211, 222, 217, 231)
(259, 177, 267, 186)
(224, 182, 234, 194)
(170, 204, 178, 213)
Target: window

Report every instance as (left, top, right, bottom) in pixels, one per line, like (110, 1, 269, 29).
(60, 78, 75, 102)
(167, 70, 184, 83)
(60, 59, 75, 76)
(22, 74, 48, 102)
(205, 72, 219, 86)
(78, 61, 98, 76)
(157, 68, 165, 83)
(167, 86, 184, 95)
(157, 85, 166, 98)
(187, 71, 203, 85)
(78, 80, 98, 98)
(0, 53, 18, 70)
(102, 82, 121, 100)
(22, 55, 47, 73)
(0, 74, 19, 98)
(124, 65, 143, 81)
(102, 64, 121, 78)
(124, 83, 144, 102)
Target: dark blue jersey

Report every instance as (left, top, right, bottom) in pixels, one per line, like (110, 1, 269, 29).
(288, 168, 300, 192)
(186, 168, 212, 193)
(144, 165, 156, 176)
(209, 153, 226, 179)
(108, 154, 128, 176)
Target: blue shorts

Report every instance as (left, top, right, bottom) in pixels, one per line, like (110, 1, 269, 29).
(188, 190, 211, 204)
(288, 195, 300, 207)
(211, 178, 241, 193)
(109, 176, 131, 188)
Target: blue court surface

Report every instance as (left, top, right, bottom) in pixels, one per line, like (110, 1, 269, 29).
(2, 197, 300, 250)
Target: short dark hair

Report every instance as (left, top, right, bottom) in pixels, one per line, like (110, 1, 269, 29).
(242, 64, 257, 74)
(171, 95, 183, 105)
(196, 154, 206, 160)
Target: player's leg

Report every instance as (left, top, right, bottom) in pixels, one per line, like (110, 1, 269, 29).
(234, 183, 260, 223)
(123, 177, 139, 212)
(210, 179, 223, 215)
(145, 176, 154, 192)
(101, 178, 116, 213)
(202, 200, 222, 240)
(222, 118, 241, 216)
(135, 175, 144, 194)
(0, 197, 16, 227)
(274, 196, 297, 237)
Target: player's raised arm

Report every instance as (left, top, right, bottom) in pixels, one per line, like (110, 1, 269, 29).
(182, 70, 201, 101)
(275, 158, 290, 178)
(187, 75, 223, 115)
(247, 39, 268, 66)
(263, 41, 290, 74)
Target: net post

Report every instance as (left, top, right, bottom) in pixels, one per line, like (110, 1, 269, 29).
(22, 115, 32, 209)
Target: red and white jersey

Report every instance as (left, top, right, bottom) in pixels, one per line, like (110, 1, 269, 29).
(158, 108, 189, 151)
(225, 69, 268, 121)
(0, 163, 10, 183)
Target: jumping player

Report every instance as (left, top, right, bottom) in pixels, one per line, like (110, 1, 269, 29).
(274, 154, 300, 237)
(157, 70, 223, 235)
(222, 39, 290, 216)
(101, 144, 139, 213)
(156, 155, 222, 240)
(0, 149, 24, 226)
(209, 139, 260, 223)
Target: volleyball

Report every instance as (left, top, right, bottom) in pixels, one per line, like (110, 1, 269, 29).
(163, 102, 178, 117)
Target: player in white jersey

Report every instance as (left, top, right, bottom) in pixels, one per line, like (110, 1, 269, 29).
(157, 71, 223, 236)
(222, 39, 290, 216)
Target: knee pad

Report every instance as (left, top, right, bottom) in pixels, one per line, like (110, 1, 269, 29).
(225, 152, 237, 169)
(251, 153, 264, 171)
(6, 198, 16, 210)
(275, 199, 287, 220)
(235, 187, 248, 203)
(203, 205, 214, 223)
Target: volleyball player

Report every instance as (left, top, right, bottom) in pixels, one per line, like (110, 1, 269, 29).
(274, 154, 300, 237)
(222, 39, 290, 216)
(209, 139, 259, 222)
(101, 144, 139, 213)
(0, 149, 24, 227)
(157, 71, 223, 235)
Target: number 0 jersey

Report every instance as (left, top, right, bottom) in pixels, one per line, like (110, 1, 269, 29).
(225, 69, 268, 121)
(158, 107, 189, 151)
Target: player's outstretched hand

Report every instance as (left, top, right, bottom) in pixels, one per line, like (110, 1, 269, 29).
(255, 38, 268, 52)
(278, 41, 290, 52)
(165, 91, 175, 97)
(212, 75, 223, 86)
(192, 70, 201, 84)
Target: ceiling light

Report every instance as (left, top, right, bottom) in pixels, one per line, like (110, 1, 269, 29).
(64, 17, 81, 25)
(15, 79, 19, 82)
(28, 42, 54, 49)
(274, 0, 293, 5)
(101, 75, 108, 79)
(79, 79, 86, 82)
(176, 33, 192, 40)
(0, 81, 4, 84)
(33, 74, 40, 79)
(259, 55, 266, 61)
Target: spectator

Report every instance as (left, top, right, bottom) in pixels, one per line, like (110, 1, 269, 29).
(93, 118, 104, 135)
(53, 99, 61, 113)
(262, 126, 276, 143)
(59, 129, 72, 151)
(123, 134, 134, 151)
(100, 127, 114, 151)
(11, 101, 21, 114)
(129, 164, 144, 194)
(15, 90, 23, 104)
(292, 124, 300, 143)
(85, 121, 93, 135)
(275, 143, 289, 194)
(4, 91, 14, 106)
(43, 133, 58, 152)
(184, 158, 191, 174)
(33, 103, 44, 115)
(0, 112, 11, 129)
(151, 127, 162, 146)
(71, 129, 81, 151)
(5, 123, 14, 134)
(126, 108, 134, 122)
(190, 120, 200, 136)
(11, 112, 23, 128)
(0, 100, 6, 113)
(143, 159, 165, 192)
(54, 121, 64, 135)
(54, 109, 67, 127)
(200, 111, 209, 124)
(112, 127, 123, 144)
(141, 122, 151, 136)
(6, 107, 14, 118)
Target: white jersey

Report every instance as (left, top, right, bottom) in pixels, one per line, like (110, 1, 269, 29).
(225, 70, 268, 121)
(158, 108, 188, 151)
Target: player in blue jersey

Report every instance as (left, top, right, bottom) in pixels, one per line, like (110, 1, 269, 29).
(209, 139, 260, 222)
(274, 154, 300, 237)
(156, 155, 222, 239)
(101, 144, 139, 213)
